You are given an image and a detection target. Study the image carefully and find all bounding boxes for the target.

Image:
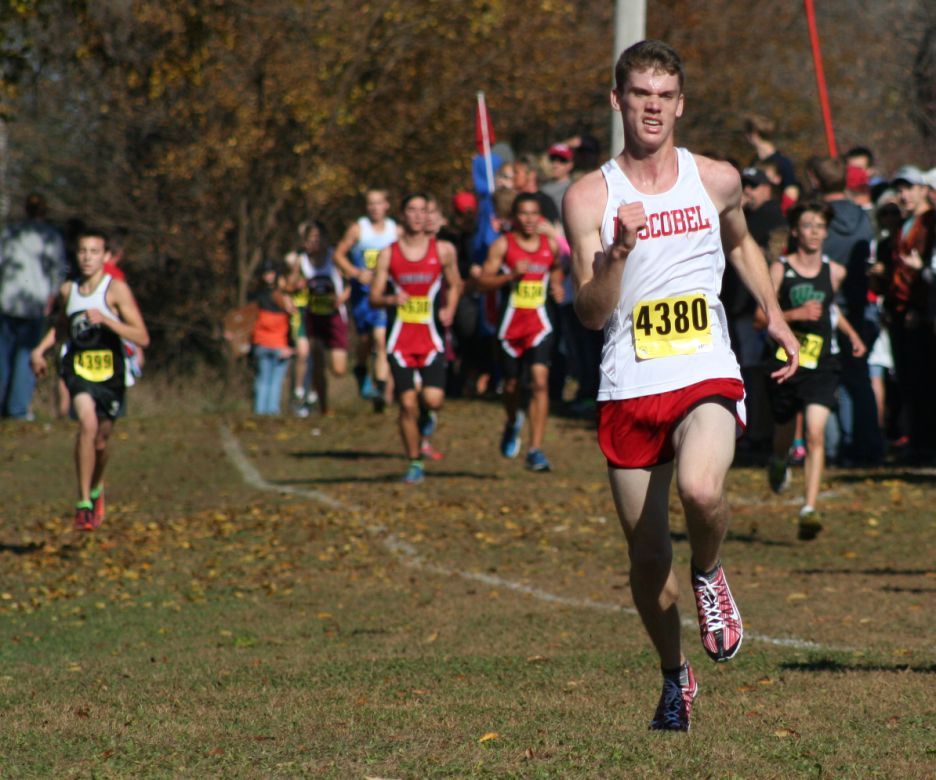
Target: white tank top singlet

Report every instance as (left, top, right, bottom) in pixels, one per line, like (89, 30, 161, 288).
(597, 148, 741, 400)
(66, 274, 119, 323)
(352, 217, 398, 271)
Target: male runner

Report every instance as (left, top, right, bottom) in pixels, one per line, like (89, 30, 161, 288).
(758, 201, 866, 540)
(30, 228, 149, 531)
(369, 194, 461, 484)
(303, 220, 351, 415)
(334, 189, 397, 412)
(479, 193, 564, 471)
(564, 40, 799, 732)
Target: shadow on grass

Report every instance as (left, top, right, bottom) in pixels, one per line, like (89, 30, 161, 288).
(669, 530, 794, 548)
(271, 470, 499, 486)
(794, 567, 934, 577)
(0, 541, 47, 555)
(289, 449, 401, 460)
(781, 658, 936, 674)
(830, 470, 936, 484)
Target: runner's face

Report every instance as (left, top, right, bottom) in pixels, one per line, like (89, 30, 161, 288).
(794, 212, 827, 253)
(403, 198, 427, 233)
(615, 68, 683, 149)
(303, 226, 321, 253)
(366, 192, 389, 222)
(514, 201, 541, 237)
(77, 237, 107, 277)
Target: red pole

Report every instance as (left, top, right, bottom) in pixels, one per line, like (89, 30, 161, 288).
(804, 0, 837, 157)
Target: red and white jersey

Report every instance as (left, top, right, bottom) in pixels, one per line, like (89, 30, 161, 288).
(387, 238, 444, 368)
(598, 148, 741, 400)
(497, 233, 554, 357)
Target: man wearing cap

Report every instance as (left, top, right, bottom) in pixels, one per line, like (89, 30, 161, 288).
(722, 167, 786, 454)
(885, 165, 936, 461)
(807, 155, 882, 466)
(541, 143, 575, 221)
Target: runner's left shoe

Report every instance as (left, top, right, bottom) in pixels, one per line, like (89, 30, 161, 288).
(691, 561, 743, 663)
(420, 440, 444, 460)
(649, 662, 698, 732)
(418, 409, 437, 438)
(798, 506, 823, 541)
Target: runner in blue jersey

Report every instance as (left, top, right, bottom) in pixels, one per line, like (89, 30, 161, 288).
(334, 188, 398, 412)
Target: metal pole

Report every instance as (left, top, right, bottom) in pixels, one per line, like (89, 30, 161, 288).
(612, 0, 647, 157)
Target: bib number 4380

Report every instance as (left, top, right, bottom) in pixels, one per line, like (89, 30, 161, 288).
(632, 293, 712, 359)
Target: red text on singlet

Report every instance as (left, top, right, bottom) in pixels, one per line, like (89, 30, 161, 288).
(387, 238, 444, 368)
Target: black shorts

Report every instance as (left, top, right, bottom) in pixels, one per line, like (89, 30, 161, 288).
(390, 353, 446, 396)
(500, 332, 554, 380)
(65, 376, 125, 421)
(765, 365, 839, 424)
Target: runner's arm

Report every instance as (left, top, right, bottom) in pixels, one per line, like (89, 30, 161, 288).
(332, 222, 362, 281)
(368, 247, 401, 307)
(98, 279, 150, 348)
(547, 237, 566, 304)
(438, 240, 462, 328)
(30, 283, 70, 377)
(710, 160, 799, 381)
(564, 173, 633, 330)
(475, 235, 521, 292)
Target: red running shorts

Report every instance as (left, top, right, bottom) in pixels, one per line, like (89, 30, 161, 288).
(597, 378, 746, 469)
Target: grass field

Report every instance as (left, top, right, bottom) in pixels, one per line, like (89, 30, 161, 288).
(1, 383, 933, 778)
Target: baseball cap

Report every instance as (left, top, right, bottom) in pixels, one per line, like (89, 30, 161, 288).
(548, 143, 573, 162)
(924, 168, 936, 189)
(741, 167, 770, 188)
(452, 191, 478, 215)
(891, 165, 926, 187)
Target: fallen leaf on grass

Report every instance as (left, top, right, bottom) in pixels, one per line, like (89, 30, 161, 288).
(479, 732, 498, 743)
(208, 747, 224, 756)
(786, 592, 808, 603)
(424, 631, 438, 644)
(526, 655, 548, 664)
(774, 728, 798, 738)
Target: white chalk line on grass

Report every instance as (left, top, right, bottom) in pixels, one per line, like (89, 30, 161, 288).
(220, 425, 841, 653)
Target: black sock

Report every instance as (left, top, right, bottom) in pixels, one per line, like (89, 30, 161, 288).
(662, 661, 690, 688)
(692, 560, 721, 580)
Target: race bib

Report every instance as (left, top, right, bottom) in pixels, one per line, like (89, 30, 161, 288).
(74, 350, 114, 382)
(363, 249, 380, 270)
(632, 293, 712, 359)
(510, 279, 546, 310)
(776, 332, 823, 370)
(308, 294, 335, 316)
(397, 296, 431, 324)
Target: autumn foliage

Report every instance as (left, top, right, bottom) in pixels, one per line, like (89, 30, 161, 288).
(1, 1, 932, 371)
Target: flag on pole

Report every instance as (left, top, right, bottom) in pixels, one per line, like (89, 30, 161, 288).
(472, 92, 501, 263)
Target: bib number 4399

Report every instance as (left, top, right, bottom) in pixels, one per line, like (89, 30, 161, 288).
(632, 293, 712, 359)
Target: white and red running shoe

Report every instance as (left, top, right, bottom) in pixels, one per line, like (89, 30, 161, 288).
(692, 562, 743, 662)
(649, 662, 698, 732)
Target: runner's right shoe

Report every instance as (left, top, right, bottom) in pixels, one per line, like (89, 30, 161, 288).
(767, 456, 791, 493)
(649, 662, 698, 732)
(798, 506, 823, 541)
(500, 411, 525, 459)
(90, 487, 105, 529)
(691, 562, 743, 663)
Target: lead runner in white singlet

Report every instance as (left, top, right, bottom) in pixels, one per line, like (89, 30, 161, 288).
(564, 40, 799, 732)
